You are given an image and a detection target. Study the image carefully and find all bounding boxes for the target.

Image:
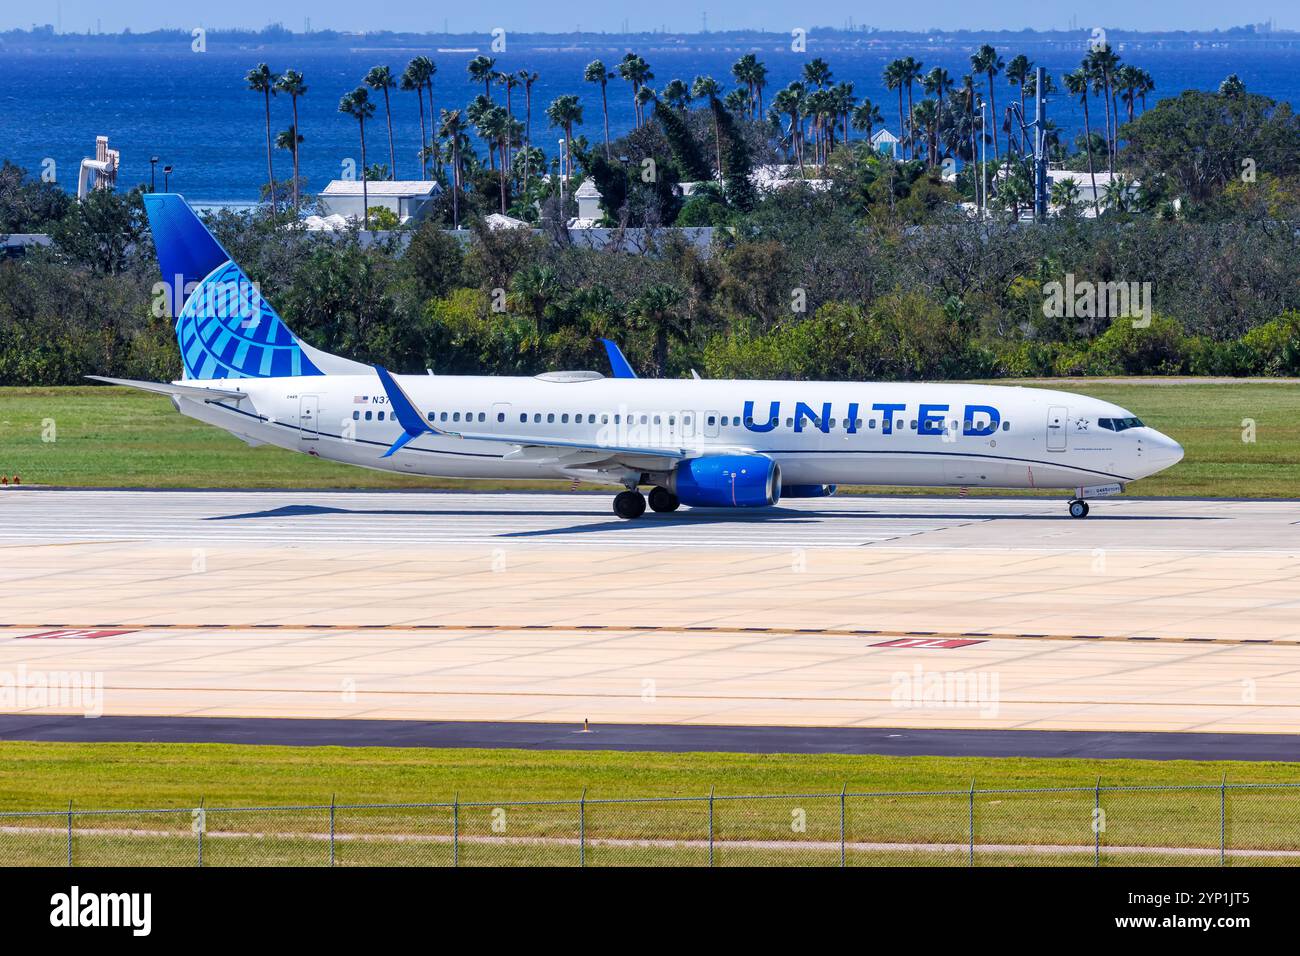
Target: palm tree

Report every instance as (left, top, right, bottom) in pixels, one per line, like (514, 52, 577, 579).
(364, 65, 398, 179)
(617, 54, 653, 127)
(1220, 73, 1246, 96)
(481, 106, 520, 214)
(960, 73, 978, 168)
(401, 58, 434, 180)
(751, 58, 769, 118)
(337, 87, 376, 229)
(584, 59, 614, 158)
(912, 99, 939, 166)
(467, 55, 497, 100)
(1005, 54, 1032, 153)
(545, 94, 583, 192)
(772, 85, 804, 170)
(802, 57, 832, 90)
(438, 108, 464, 227)
(851, 98, 883, 144)
(518, 70, 539, 184)
(883, 60, 904, 155)
(692, 75, 724, 179)
(899, 57, 924, 160)
(493, 71, 521, 175)
(1086, 45, 1121, 173)
(507, 265, 561, 336)
(1136, 68, 1156, 112)
(971, 44, 1004, 159)
(724, 88, 749, 115)
(631, 284, 689, 376)
(1064, 67, 1101, 218)
(731, 53, 759, 117)
(1102, 175, 1134, 213)
(275, 126, 303, 204)
(1050, 177, 1081, 214)
(661, 78, 692, 112)
(831, 81, 855, 145)
(274, 69, 307, 213)
(245, 63, 280, 208)
(1115, 63, 1142, 124)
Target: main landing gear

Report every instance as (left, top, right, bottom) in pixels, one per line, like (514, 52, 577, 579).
(1068, 499, 1090, 519)
(613, 486, 679, 519)
(613, 489, 647, 519)
(647, 486, 680, 513)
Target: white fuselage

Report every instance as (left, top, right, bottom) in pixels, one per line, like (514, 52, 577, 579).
(173, 373, 1184, 493)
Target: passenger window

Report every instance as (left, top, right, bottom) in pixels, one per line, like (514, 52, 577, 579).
(452, 412, 460, 422)
(478, 412, 485, 422)
(562, 413, 569, 423)
(365, 410, 372, 420)
(896, 420, 904, 431)
(547, 413, 555, 423)
(534, 413, 541, 423)
(519, 413, 527, 423)
(744, 417, 753, 426)
(378, 411, 386, 421)
(707, 416, 716, 426)
(640, 415, 648, 425)
(601, 415, 609, 424)
(353, 411, 360, 421)
(440, 412, 448, 422)
(614, 414, 621, 424)
(786, 418, 793, 427)
(588, 414, 596, 424)
(496, 412, 504, 423)
(1002, 422, 1011, 431)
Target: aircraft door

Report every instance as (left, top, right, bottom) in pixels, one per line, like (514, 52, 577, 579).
(1046, 405, 1067, 452)
(299, 395, 320, 441)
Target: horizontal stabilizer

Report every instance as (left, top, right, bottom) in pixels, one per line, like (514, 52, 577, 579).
(85, 376, 249, 402)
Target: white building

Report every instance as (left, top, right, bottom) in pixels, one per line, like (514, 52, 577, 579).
(568, 178, 604, 229)
(317, 180, 441, 224)
(1046, 168, 1139, 216)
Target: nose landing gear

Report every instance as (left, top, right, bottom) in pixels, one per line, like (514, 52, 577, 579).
(613, 489, 647, 519)
(1068, 499, 1090, 519)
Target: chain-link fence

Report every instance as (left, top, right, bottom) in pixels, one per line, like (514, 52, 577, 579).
(3, 782, 1299, 867)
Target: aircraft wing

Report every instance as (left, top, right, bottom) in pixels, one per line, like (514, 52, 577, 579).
(372, 365, 686, 464)
(86, 376, 250, 402)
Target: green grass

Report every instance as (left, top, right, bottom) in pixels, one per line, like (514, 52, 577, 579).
(0, 381, 1296, 496)
(2, 743, 1297, 866)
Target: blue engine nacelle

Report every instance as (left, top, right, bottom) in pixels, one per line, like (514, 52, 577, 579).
(669, 455, 782, 508)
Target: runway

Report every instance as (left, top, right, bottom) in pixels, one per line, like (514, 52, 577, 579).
(2, 714, 1296, 760)
(1, 489, 1298, 750)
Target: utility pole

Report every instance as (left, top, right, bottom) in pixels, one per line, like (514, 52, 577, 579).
(1034, 66, 1048, 222)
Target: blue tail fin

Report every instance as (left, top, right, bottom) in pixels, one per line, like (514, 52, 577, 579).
(143, 194, 366, 380)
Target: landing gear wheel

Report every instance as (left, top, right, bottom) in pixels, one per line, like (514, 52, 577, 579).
(648, 487, 680, 513)
(613, 490, 647, 519)
(1068, 499, 1090, 519)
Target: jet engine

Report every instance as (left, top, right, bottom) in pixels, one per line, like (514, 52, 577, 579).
(666, 455, 781, 508)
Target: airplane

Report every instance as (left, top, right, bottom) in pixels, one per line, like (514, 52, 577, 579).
(91, 194, 1184, 520)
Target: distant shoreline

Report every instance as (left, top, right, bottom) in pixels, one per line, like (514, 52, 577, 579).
(5, 24, 1300, 54)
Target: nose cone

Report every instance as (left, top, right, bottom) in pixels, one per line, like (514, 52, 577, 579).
(1147, 431, 1185, 470)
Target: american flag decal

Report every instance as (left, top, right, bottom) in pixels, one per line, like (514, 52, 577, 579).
(353, 395, 370, 404)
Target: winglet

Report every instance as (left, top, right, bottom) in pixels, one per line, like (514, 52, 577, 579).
(600, 339, 637, 379)
(373, 365, 452, 456)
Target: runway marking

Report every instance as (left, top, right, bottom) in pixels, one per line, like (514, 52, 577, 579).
(873, 638, 987, 649)
(0, 623, 1291, 647)
(17, 628, 138, 640)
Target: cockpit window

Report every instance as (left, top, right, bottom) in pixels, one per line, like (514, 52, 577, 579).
(1098, 417, 1144, 432)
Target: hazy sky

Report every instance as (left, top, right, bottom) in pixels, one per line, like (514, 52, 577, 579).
(8, 1, 1295, 35)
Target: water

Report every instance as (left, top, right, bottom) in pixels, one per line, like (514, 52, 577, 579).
(3, 46, 1298, 202)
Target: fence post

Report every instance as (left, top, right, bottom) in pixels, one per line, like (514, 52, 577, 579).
(66, 799, 73, 868)
(1220, 773, 1227, 867)
(840, 783, 847, 868)
(197, 796, 204, 868)
(1094, 776, 1101, 867)
(708, 787, 715, 868)
(968, 779, 975, 867)
(453, 793, 459, 867)
(579, 789, 586, 868)
(330, 794, 336, 868)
